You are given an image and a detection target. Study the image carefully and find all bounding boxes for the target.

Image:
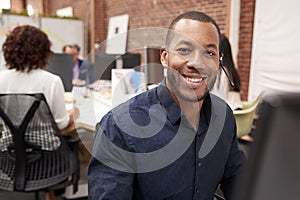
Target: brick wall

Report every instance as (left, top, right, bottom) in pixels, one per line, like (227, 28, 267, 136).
(10, 0, 255, 100)
(42, 0, 230, 49)
(10, 0, 25, 13)
(103, 0, 228, 35)
(27, 0, 44, 15)
(10, 0, 43, 15)
(94, 0, 255, 99)
(238, 0, 256, 100)
(43, 0, 88, 24)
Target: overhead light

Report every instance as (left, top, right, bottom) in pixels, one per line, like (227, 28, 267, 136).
(27, 5, 34, 17)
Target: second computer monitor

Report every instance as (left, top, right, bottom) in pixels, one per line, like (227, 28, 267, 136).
(143, 47, 164, 85)
(94, 53, 141, 80)
(45, 53, 73, 92)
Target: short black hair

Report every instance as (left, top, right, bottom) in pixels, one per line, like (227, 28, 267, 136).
(166, 11, 221, 47)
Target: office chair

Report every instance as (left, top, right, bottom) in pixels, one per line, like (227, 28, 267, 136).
(0, 93, 79, 199)
(233, 93, 263, 138)
(214, 193, 225, 200)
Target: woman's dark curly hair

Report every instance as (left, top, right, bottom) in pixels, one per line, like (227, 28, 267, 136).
(2, 25, 53, 72)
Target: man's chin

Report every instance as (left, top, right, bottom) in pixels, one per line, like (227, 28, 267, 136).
(177, 90, 209, 103)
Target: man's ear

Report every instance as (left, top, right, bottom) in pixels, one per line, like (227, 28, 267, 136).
(160, 46, 168, 68)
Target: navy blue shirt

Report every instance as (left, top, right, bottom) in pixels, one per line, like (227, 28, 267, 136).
(88, 83, 245, 200)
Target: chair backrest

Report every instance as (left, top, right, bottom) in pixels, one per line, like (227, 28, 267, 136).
(233, 93, 263, 138)
(0, 93, 78, 192)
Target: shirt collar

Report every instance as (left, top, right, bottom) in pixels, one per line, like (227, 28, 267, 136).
(157, 80, 182, 125)
(157, 79, 212, 127)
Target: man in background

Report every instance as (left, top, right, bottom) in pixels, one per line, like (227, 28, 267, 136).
(62, 44, 95, 86)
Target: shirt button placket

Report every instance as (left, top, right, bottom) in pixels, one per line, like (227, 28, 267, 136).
(197, 161, 201, 167)
(193, 188, 200, 200)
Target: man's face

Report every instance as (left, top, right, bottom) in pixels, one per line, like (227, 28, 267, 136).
(161, 19, 220, 102)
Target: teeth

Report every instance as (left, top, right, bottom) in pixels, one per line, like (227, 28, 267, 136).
(185, 77, 204, 83)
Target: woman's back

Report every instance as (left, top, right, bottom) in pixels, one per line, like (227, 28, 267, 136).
(1, 25, 70, 129)
(0, 69, 69, 129)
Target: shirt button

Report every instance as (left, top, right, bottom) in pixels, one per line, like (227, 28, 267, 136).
(196, 188, 200, 193)
(197, 162, 201, 167)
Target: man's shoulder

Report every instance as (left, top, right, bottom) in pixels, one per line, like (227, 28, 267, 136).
(78, 59, 91, 67)
(210, 93, 231, 109)
(209, 93, 234, 117)
(210, 93, 226, 104)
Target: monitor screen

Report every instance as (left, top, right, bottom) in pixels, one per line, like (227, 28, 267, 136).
(94, 53, 119, 80)
(122, 53, 141, 69)
(234, 92, 300, 200)
(143, 47, 164, 85)
(94, 53, 141, 80)
(45, 53, 73, 92)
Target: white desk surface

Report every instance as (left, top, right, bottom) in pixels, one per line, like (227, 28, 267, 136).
(72, 86, 112, 132)
(72, 79, 140, 131)
(64, 83, 147, 198)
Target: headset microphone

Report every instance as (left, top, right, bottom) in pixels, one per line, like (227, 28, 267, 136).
(219, 55, 235, 88)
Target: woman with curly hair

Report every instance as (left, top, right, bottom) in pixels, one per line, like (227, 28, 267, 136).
(0, 25, 74, 200)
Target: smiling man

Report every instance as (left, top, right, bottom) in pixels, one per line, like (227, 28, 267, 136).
(163, 18, 220, 103)
(88, 11, 246, 200)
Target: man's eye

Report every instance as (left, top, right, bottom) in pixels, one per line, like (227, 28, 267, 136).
(176, 48, 191, 54)
(205, 51, 216, 57)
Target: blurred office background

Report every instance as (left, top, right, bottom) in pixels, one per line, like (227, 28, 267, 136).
(1, 0, 300, 199)
(1, 0, 254, 100)
(2, 0, 299, 102)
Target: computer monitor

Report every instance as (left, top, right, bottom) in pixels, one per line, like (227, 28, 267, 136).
(94, 53, 141, 80)
(234, 92, 300, 200)
(45, 53, 73, 92)
(122, 53, 141, 69)
(143, 47, 164, 85)
(94, 53, 119, 80)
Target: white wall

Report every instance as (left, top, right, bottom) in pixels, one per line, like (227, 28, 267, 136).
(41, 17, 84, 55)
(248, 0, 300, 101)
(0, 14, 84, 71)
(229, 0, 240, 66)
(0, 15, 40, 70)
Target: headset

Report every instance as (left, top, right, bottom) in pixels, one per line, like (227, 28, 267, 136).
(219, 52, 235, 87)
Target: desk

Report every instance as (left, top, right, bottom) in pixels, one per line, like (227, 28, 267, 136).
(64, 84, 115, 160)
(73, 79, 138, 131)
(63, 86, 113, 199)
(73, 86, 112, 132)
(63, 82, 149, 199)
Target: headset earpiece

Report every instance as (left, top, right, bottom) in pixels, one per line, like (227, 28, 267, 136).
(219, 52, 224, 67)
(218, 52, 235, 87)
